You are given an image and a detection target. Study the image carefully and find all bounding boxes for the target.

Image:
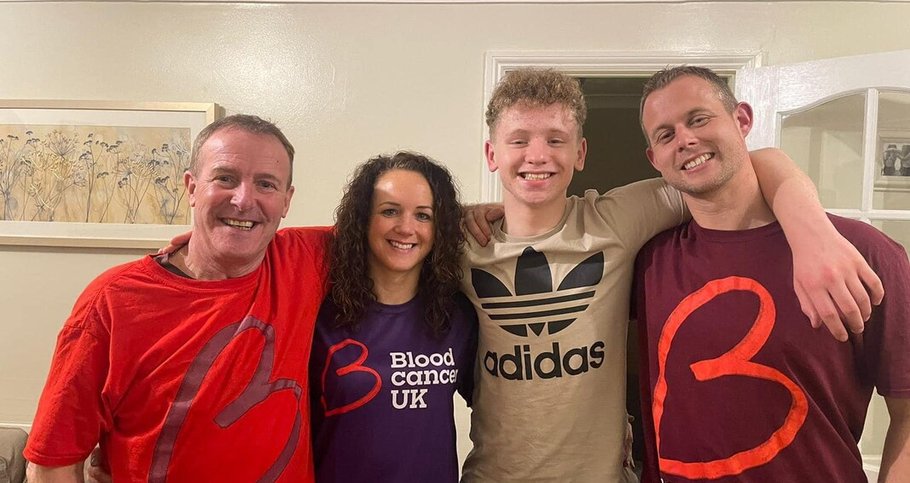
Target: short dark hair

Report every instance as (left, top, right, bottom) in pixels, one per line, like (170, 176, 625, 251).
(190, 114, 295, 186)
(640, 66, 738, 144)
(486, 68, 587, 139)
(330, 151, 465, 335)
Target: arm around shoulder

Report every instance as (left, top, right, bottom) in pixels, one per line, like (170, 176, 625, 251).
(593, 178, 688, 248)
(750, 147, 884, 341)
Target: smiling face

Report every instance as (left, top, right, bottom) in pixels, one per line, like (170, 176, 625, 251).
(642, 75, 753, 196)
(366, 169, 435, 285)
(185, 128, 294, 276)
(486, 102, 587, 211)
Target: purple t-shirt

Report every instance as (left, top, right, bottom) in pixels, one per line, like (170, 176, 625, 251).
(310, 293, 477, 483)
(633, 215, 910, 483)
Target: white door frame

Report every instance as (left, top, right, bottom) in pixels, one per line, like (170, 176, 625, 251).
(480, 50, 764, 201)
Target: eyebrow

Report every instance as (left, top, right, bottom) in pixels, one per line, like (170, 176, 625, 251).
(502, 128, 572, 138)
(649, 108, 711, 139)
(208, 166, 285, 186)
(254, 173, 282, 183)
(376, 200, 434, 211)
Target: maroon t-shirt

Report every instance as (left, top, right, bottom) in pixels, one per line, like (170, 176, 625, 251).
(633, 215, 910, 483)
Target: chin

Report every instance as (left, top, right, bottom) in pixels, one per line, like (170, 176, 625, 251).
(522, 193, 563, 206)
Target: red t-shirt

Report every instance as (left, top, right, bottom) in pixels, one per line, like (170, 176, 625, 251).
(633, 216, 910, 483)
(25, 227, 331, 483)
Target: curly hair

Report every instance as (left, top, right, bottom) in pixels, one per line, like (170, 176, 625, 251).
(640, 66, 738, 145)
(190, 114, 295, 187)
(486, 68, 587, 139)
(330, 151, 465, 335)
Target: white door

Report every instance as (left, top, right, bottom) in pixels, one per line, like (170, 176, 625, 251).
(735, 49, 910, 481)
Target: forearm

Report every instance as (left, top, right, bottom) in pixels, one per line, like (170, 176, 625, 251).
(879, 397, 910, 482)
(750, 147, 831, 239)
(750, 147, 883, 339)
(28, 462, 85, 483)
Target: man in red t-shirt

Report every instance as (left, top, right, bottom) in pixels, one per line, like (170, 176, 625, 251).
(634, 67, 910, 482)
(25, 115, 331, 483)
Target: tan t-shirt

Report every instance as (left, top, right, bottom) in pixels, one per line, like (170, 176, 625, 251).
(461, 179, 686, 483)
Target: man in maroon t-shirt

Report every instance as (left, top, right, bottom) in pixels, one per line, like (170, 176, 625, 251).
(634, 67, 910, 482)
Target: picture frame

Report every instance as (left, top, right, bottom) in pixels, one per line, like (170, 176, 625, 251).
(0, 100, 219, 248)
(875, 131, 910, 192)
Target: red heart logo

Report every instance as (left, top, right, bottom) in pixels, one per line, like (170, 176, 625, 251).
(150, 316, 305, 482)
(321, 339, 382, 417)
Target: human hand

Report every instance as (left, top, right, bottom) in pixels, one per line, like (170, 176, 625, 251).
(158, 230, 192, 255)
(791, 230, 884, 342)
(85, 447, 112, 483)
(623, 414, 635, 470)
(462, 203, 504, 247)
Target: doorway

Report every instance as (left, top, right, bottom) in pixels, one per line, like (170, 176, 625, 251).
(575, 76, 661, 471)
(569, 76, 657, 196)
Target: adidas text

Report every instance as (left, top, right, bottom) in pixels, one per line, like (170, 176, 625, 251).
(483, 341, 606, 380)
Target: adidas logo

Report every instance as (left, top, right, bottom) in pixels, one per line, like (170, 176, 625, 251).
(471, 247, 604, 337)
(471, 247, 607, 380)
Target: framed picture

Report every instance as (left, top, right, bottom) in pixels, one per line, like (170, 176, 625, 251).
(0, 100, 219, 248)
(875, 131, 910, 192)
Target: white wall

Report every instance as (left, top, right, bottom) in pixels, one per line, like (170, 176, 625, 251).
(1, 0, 908, 464)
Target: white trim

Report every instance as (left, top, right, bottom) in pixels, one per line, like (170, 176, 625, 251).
(829, 208, 910, 223)
(738, 49, 910, 149)
(480, 50, 763, 201)
(863, 454, 882, 482)
(862, 88, 880, 213)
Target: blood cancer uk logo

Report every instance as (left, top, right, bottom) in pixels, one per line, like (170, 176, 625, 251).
(471, 247, 606, 381)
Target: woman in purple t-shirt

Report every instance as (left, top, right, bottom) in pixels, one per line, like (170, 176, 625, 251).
(309, 152, 477, 483)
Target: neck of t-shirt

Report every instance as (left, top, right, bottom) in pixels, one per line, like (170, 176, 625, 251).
(177, 242, 265, 280)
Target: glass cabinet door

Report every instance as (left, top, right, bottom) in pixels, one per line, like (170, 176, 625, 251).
(780, 93, 866, 210)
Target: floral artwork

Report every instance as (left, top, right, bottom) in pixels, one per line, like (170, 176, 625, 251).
(0, 124, 192, 225)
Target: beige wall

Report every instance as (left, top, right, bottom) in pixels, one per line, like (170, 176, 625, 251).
(1, 0, 907, 436)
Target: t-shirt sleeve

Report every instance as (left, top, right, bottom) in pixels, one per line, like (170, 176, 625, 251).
(592, 178, 688, 253)
(24, 304, 111, 466)
(858, 229, 910, 399)
(278, 226, 333, 298)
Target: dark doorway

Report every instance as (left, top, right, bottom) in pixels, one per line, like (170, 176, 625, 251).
(573, 76, 657, 471)
(570, 77, 660, 197)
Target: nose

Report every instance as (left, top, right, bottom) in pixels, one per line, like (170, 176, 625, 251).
(231, 182, 254, 211)
(393, 215, 416, 235)
(675, 125, 698, 152)
(526, 138, 549, 164)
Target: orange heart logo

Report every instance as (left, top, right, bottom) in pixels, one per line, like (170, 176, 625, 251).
(653, 276, 808, 479)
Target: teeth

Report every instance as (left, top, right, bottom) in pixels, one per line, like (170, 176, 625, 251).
(390, 241, 415, 250)
(523, 173, 551, 180)
(224, 219, 254, 230)
(683, 153, 712, 170)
